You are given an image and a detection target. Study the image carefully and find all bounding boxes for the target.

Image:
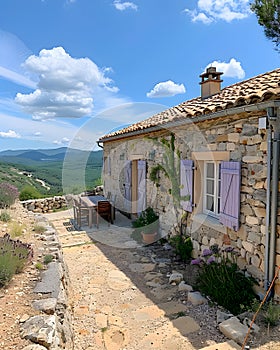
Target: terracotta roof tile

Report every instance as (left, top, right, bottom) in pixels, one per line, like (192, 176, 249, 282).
(100, 68, 280, 140)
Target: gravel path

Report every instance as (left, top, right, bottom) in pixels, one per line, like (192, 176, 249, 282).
(51, 216, 233, 350)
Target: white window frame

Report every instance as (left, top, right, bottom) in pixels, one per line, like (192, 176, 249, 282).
(203, 161, 221, 218)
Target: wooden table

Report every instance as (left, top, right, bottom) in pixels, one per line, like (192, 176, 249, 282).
(79, 195, 107, 227)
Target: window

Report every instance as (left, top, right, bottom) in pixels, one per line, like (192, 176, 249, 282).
(181, 153, 241, 231)
(204, 161, 221, 218)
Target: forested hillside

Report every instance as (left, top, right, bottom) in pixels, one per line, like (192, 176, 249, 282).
(0, 148, 103, 197)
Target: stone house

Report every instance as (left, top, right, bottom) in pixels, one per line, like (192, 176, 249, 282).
(98, 67, 280, 299)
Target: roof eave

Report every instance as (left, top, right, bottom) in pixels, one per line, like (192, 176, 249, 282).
(98, 99, 280, 144)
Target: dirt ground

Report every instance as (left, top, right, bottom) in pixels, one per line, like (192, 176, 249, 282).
(0, 203, 280, 349)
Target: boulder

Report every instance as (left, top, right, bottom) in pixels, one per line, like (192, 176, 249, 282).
(219, 316, 248, 345)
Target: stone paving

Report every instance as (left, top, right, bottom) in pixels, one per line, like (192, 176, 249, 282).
(44, 210, 241, 350)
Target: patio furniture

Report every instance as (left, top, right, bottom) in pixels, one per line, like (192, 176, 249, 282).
(95, 200, 112, 228)
(73, 198, 93, 229)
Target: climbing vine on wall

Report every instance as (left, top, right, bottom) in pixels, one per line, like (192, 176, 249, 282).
(147, 133, 189, 209)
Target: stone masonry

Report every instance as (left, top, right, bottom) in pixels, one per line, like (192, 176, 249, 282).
(103, 112, 280, 299)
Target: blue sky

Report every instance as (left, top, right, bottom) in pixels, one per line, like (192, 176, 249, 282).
(0, 0, 279, 151)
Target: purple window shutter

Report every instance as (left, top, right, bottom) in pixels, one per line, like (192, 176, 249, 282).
(219, 161, 241, 231)
(180, 159, 193, 212)
(124, 161, 132, 213)
(137, 160, 146, 213)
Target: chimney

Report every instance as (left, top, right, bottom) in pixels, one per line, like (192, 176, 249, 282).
(200, 67, 223, 100)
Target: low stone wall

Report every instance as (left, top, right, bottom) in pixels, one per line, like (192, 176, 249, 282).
(21, 186, 104, 214)
(21, 196, 67, 213)
(21, 215, 74, 350)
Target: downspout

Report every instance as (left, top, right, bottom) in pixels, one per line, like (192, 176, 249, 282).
(264, 121, 272, 292)
(267, 107, 280, 296)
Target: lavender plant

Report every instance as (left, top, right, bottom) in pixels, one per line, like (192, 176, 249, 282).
(0, 234, 33, 287)
(0, 182, 19, 208)
(192, 245, 256, 315)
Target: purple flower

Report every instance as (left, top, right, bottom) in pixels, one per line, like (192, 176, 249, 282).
(202, 248, 212, 257)
(224, 246, 234, 253)
(207, 256, 216, 264)
(191, 258, 202, 265)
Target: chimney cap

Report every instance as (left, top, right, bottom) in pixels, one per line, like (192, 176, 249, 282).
(200, 66, 223, 83)
(200, 66, 223, 99)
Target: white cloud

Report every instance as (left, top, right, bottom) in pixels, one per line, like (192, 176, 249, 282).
(206, 58, 245, 79)
(192, 12, 213, 24)
(53, 137, 70, 145)
(185, 0, 251, 23)
(0, 129, 21, 138)
(113, 1, 138, 11)
(0, 112, 77, 145)
(15, 47, 121, 120)
(147, 80, 186, 98)
(33, 131, 42, 136)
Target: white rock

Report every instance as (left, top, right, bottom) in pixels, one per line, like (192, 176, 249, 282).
(178, 281, 193, 292)
(187, 291, 207, 306)
(219, 316, 248, 345)
(169, 272, 183, 285)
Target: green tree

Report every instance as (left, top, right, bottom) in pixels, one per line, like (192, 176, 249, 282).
(251, 0, 280, 50)
(19, 185, 41, 200)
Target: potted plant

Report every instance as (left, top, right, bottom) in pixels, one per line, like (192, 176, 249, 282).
(132, 207, 159, 244)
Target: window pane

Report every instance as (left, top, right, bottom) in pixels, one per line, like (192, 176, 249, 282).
(206, 195, 214, 211)
(206, 179, 214, 195)
(207, 163, 214, 178)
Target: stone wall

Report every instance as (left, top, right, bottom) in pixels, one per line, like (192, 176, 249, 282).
(103, 111, 280, 299)
(21, 214, 74, 350)
(21, 196, 67, 213)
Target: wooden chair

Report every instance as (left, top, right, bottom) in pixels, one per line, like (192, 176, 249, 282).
(95, 200, 112, 228)
(106, 192, 116, 220)
(73, 198, 92, 229)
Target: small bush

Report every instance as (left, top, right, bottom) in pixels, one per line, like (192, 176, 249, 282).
(0, 182, 19, 208)
(0, 234, 33, 287)
(169, 235, 193, 263)
(43, 254, 54, 264)
(132, 207, 159, 228)
(193, 245, 256, 315)
(9, 222, 25, 238)
(33, 225, 47, 234)
(35, 262, 44, 270)
(0, 211, 11, 222)
(19, 185, 41, 201)
(263, 300, 280, 326)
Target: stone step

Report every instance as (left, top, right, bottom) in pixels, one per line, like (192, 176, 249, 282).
(199, 340, 241, 350)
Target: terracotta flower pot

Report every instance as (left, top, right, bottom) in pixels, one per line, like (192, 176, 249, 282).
(141, 231, 158, 244)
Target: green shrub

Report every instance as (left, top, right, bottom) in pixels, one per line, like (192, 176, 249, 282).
(35, 262, 44, 270)
(263, 300, 280, 326)
(132, 207, 159, 228)
(169, 235, 193, 262)
(192, 245, 256, 315)
(19, 185, 41, 201)
(0, 211, 11, 222)
(33, 225, 47, 234)
(43, 254, 54, 264)
(0, 182, 19, 208)
(0, 234, 33, 287)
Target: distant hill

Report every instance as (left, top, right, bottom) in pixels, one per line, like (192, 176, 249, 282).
(0, 147, 69, 164)
(0, 147, 103, 196)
